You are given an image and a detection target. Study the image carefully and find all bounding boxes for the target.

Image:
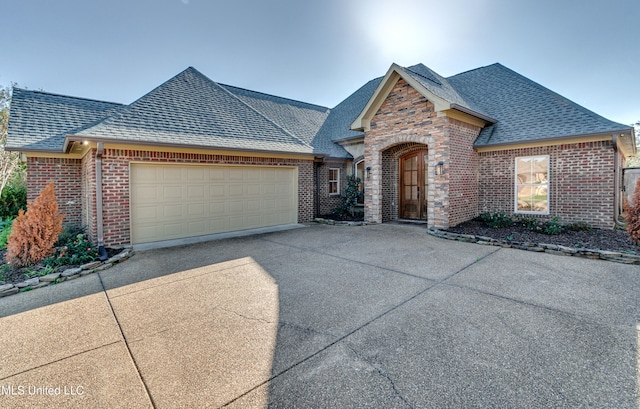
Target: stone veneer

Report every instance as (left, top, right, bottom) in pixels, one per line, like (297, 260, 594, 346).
(363, 78, 481, 229)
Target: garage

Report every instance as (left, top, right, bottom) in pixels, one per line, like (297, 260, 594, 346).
(130, 163, 298, 244)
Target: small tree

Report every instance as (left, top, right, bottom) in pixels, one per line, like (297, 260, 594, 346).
(333, 174, 363, 216)
(624, 177, 640, 245)
(5, 182, 64, 266)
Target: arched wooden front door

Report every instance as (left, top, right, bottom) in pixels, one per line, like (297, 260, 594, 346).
(399, 150, 428, 220)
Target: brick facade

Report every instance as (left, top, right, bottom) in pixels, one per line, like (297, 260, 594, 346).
(316, 160, 348, 216)
(363, 78, 481, 229)
(478, 141, 618, 228)
(27, 157, 82, 227)
(91, 149, 315, 246)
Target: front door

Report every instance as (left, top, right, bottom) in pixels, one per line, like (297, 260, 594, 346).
(400, 150, 428, 220)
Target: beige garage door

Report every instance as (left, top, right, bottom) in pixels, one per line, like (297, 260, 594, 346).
(130, 164, 298, 244)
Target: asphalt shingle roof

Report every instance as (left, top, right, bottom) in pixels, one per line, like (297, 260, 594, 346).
(6, 89, 123, 150)
(78, 67, 314, 154)
(447, 63, 631, 146)
(6, 63, 632, 156)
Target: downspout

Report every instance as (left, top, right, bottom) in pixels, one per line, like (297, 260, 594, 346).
(95, 143, 109, 260)
(612, 134, 625, 228)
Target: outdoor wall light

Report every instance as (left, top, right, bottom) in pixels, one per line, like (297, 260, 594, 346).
(366, 166, 372, 179)
(435, 161, 445, 176)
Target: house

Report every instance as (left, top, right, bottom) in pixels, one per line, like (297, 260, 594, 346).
(6, 63, 636, 249)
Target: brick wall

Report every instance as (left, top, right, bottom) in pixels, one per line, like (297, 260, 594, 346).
(316, 161, 348, 216)
(94, 149, 315, 246)
(478, 141, 616, 228)
(27, 157, 82, 226)
(81, 151, 97, 242)
(447, 118, 481, 226)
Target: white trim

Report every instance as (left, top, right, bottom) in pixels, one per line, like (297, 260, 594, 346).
(328, 167, 340, 196)
(514, 155, 550, 215)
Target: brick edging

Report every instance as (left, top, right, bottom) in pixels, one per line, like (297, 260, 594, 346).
(427, 228, 640, 265)
(0, 249, 133, 298)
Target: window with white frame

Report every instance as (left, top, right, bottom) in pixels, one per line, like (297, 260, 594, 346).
(515, 156, 549, 214)
(328, 168, 340, 195)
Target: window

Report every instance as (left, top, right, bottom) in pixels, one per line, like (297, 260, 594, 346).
(329, 168, 340, 195)
(355, 160, 365, 205)
(515, 156, 549, 214)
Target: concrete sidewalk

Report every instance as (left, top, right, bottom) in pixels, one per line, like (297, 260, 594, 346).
(0, 223, 638, 408)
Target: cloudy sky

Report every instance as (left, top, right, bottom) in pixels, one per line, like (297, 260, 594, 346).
(3, 0, 639, 126)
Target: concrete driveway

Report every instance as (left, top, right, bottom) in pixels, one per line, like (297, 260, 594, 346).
(0, 223, 638, 408)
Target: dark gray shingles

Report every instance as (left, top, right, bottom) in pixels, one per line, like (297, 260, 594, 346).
(221, 84, 329, 146)
(6, 89, 123, 151)
(310, 76, 383, 158)
(447, 63, 632, 146)
(404, 64, 488, 117)
(79, 67, 314, 153)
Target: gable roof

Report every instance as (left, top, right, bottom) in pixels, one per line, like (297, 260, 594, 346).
(447, 63, 633, 147)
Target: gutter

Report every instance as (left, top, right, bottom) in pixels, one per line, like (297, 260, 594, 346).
(95, 142, 109, 261)
(612, 134, 625, 228)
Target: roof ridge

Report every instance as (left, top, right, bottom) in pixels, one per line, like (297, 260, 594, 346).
(214, 81, 312, 148)
(404, 65, 442, 86)
(11, 87, 125, 106)
(221, 83, 330, 112)
(447, 63, 502, 79)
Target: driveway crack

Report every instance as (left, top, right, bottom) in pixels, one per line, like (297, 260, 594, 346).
(345, 344, 415, 408)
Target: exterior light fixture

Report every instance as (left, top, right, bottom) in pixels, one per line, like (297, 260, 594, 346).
(366, 166, 372, 179)
(435, 162, 444, 176)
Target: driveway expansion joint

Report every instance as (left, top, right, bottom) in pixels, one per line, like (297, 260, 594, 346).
(97, 271, 157, 409)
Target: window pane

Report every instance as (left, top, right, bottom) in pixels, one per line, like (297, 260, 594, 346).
(517, 186, 533, 211)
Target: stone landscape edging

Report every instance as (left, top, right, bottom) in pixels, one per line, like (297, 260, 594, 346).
(0, 249, 133, 298)
(427, 227, 640, 265)
(314, 218, 368, 226)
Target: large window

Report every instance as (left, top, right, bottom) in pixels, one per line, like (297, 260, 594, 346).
(329, 168, 340, 195)
(515, 156, 549, 214)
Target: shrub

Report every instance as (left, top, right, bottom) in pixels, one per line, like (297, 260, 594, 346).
(566, 221, 592, 232)
(0, 183, 26, 219)
(479, 212, 513, 229)
(44, 230, 98, 268)
(516, 215, 539, 230)
(624, 178, 640, 245)
(5, 182, 65, 267)
(333, 174, 363, 216)
(0, 218, 12, 249)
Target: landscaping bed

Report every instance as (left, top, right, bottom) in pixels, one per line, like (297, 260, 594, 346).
(446, 219, 639, 254)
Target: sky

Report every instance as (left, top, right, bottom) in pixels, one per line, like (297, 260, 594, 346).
(2, 0, 639, 126)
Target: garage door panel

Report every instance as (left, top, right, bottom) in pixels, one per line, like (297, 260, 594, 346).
(131, 164, 298, 244)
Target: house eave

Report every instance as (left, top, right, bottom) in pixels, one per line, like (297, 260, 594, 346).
(474, 129, 636, 157)
(63, 135, 318, 158)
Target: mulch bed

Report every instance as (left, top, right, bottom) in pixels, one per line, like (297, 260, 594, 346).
(0, 248, 121, 286)
(447, 219, 639, 254)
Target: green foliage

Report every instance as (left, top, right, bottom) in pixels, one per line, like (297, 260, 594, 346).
(0, 264, 10, 282)
(23, 265, 56, 278)
(0, 182, 26, 219)
(333, 174, 363, 216)
(566, 221, 592, 232)
(479, 212, 513, 229)
(524, 216, 563, 235)
(0, 217, 12, 249)
(43, 229, 98, 268)
(516, 215, 539, 230)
